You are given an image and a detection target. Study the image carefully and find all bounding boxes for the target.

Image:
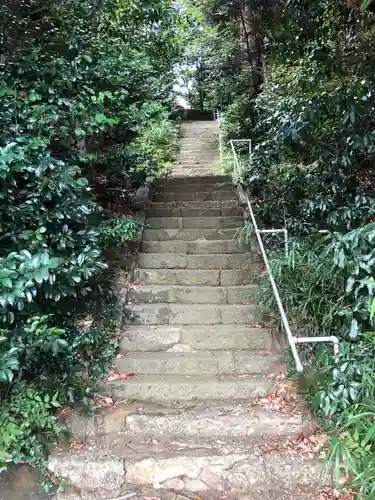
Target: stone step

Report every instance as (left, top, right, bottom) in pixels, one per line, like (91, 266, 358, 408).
(115, 350, 278, 376)
(146, 216, 242, 230)
(128, 284, 258, 304)
(156, 175, 231, 185)
(124, 405, 304, 440)
(120, 325, 272, 352)
(127, 303, 260, 325)
(137, 252, 255, 269)
(169, 170, 219, 178)
(48, 447, 323, 497)
(142, 228, 237, 241)
(153, 191, 236, 202)
(140, 239, 249, 254)
(148, 201, 242, 217)
(155, 183, 233, 193)
(175, 160, 219, 167)
(107, 374, 273, 403)
(133, 269, 257, 286)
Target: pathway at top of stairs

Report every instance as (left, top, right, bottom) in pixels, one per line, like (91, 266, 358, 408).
(49, 121, 333, 500)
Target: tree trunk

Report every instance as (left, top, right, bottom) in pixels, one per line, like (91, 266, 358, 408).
(239, 0, 265, 97)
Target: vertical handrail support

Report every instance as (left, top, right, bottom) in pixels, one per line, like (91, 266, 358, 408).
(220, 124, 340, 372)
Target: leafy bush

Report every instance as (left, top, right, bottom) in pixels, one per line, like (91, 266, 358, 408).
(0, 307, 119, 467)
(99, 217, 141, 248)
(0, 0, 182, 476)
(0, 386, 64, 466)
(257, 226, 375, 495)
(257, 237, 344, 338)
(131, 114, 179, 173)
(325, 401, 375, 498)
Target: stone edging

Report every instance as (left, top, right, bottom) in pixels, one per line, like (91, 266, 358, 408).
(120, 175, 155, 309)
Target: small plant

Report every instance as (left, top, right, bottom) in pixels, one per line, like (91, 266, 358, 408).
(235, 221, 253, 245)
(0, 385, 64, 467)
(99, 217, 141, 248)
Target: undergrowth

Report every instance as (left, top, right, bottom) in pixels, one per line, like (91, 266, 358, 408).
(257, 228, 375, 497)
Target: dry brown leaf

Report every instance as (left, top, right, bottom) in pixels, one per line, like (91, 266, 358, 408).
(107, 371, 135, 381)
(94, 395, 114, 408)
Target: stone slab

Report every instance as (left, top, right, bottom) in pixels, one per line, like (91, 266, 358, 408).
(125, 407, 303, 439)
(119, 325, 272, 353)
(48, 453, 124, 492)
(115, 350, 235, 376)
(129, 285, 227, 304)
(120, 325, 182, 352)
(156, 183, 233, 193)
(142, 228, 237, 241)
(147, 216, 242, 230)
(134, 268, 220, 285)
(140, 240, 249, 254)
(155, 175, 231, 186)
(180, 325, 272, 351)
(153, 191, 236, 202)
(137, 253, 255, 269)
(220, 269, 256, 286)
(127, 303, 259, 325)
(108, 375, 273, 403)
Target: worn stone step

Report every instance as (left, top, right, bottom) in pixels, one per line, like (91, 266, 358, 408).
(146, 216, 242, 229)
(137, 252, 255, 269)
(120, 325, 272, 352)
(127, 303, 260, 325)
(125, 405, 304, 440)
(170, 170, 219, 178)
(128, 285, 258, 304)
(140, 239, 249, 254)
(115, 350, 278, 376)
(125, 452, 323, 494)
(155, 183, 233, 194)
(156, 175, 231, 186)
(153, 191, 236, 202)
(170, 169, 219, 178)
(49, 445, 323, 497)
(134, 268, 220, 285)
(134, 268, 258, 286)
(148, 201, 242, 217)
(107, 374, 273, 403)
(142, 228, 237, 241)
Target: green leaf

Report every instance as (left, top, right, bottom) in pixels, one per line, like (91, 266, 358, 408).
(1, 278, 13, 289)
(74, 128, 86, 138)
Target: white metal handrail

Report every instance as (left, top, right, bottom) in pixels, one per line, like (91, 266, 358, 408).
(215, 111, 339, 372)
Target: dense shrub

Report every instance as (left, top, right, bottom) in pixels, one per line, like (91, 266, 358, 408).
(0, 0, 182, 473)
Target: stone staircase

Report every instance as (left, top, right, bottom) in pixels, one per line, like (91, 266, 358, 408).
(110, 174, 279, 405)
(50, 121, 324, 500)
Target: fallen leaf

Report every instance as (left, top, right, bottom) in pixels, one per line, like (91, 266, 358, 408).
(94, 395, 114, 408)
(339, 475, 350, 486)
(107, 372, 135, 381)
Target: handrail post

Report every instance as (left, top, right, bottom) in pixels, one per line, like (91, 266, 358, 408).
(225, 137, 340, 373)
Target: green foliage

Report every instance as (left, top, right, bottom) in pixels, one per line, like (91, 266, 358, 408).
(100, 217, 141, 248)
(0, 0, 182, 473)
(257, 226, 375, 495)
(0, 141, 105, 323)
(0, 306, 119, 466)
(0, 385, 64, 466)
(198, 0, 375, 495)
(131, 114, 179, 173)
(325, 401, 375, 497)
(257, 237, 344, 338)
